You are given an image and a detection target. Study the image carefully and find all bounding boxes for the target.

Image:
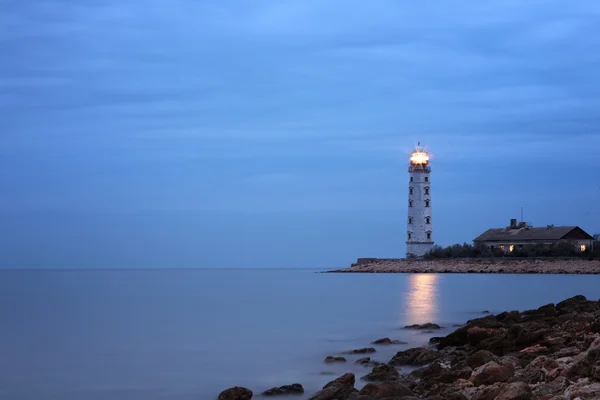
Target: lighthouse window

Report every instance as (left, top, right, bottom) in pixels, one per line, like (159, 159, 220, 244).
(408, 233, 412, 240)
(425, 200, 430, 207)
(426, 217, 430, 224)
(427, 232, 431, 240)
(425, 177, 429, 183)
(410, 177, 414, 182)
(409, 187, 413, 195)
(409, 200, 413, 207)
(424, 187, 430, 195)
(408, 217, 413, 224)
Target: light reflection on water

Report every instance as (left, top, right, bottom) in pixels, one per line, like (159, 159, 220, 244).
(405, 274, 439, 324)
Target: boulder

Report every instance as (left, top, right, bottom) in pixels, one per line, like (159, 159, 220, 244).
(355, 357, 383, 367)
(358, 382, 413, 398)
(467, 326, 507, 346)
(465, 350, 497, 369)
(438, 327, 469, 349)
(347, 348, 376, 354)
(532, 376, 570, 399)
(361, 364, 400, 382)
(513, 355, 559, 384)
(564, 379, 600, 400)
(218, 387, 253, 400)
(494, 382, 531, 400)
(262, 383, 304, 396)
(404, 323, 442, 330)
(371, 337, 406, 345)
(389, 347, 440, 366)
(309, 373, 355, 400)
(324, 356, 346, 363)
(470, 361, 514, 386)
(566, 336, 600, 379)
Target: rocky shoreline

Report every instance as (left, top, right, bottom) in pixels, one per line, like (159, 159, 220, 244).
(218, 295, 600, 400)
(327, 259, 600, 274)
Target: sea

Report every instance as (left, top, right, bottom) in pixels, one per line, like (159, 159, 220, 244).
(0, 269, 599, 400)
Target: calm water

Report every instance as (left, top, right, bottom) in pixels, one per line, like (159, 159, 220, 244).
(0, 269, 599, 400)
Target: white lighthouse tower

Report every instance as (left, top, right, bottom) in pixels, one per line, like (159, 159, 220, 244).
(406, 143, 434, 258)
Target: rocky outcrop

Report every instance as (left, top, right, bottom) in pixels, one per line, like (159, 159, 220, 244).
(389, 347, 440, 366)
(324, 356, 346, 363)
(361, 364, 400, 382)
(346, 348, 376, 354)
(262, 383, 303, 396)
(371, 337, 407, 345)
(308, 373, 355, 400)
(218, 386, 253, 400)
(404, 323, 442, 330)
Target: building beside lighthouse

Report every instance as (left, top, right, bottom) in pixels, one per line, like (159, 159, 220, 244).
(406, 144, 434, 258)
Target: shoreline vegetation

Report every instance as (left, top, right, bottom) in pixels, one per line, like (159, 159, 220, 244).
(218, 295, 600, 400)
(327, 258, 600, 274)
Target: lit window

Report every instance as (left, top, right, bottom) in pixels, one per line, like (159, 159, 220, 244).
(425, 200, 430, 207)
(408, 217, 413, 224)
(424, 187, 429, 195)
(426, 217, 430, 224)
(409, 200, 413, 207)
(509, 245, 515, 252)
(500, 245, 505, 252)
(581, 244, 587, 252)
(409, 187, 413, 195)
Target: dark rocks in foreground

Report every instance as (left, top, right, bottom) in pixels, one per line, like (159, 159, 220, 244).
(219, 295, 600, 400)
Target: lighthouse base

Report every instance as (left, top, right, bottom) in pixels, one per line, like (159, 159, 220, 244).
(406, 242, 434, 258)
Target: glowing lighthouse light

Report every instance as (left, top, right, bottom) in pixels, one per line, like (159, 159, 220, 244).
(410, 150, 430, 165)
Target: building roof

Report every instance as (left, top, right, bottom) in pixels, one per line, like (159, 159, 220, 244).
(473, 226, 593, 243)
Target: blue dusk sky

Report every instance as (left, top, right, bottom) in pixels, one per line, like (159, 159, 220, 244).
(1, 1, 599, 268)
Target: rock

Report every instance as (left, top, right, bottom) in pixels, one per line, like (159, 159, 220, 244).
(564, 379, 600, 400)
(218, 387, 253, 400)
(532, 376, 570, 399)
(519, 344, 547, 353)
(493, 382, 532, 400)
(465, 350, 498, 369)
(470, 360, 514, 386)
(566, 336, 600, 379)
(514, 355, 559, 384)
(347, 348, 376, 354)
(309, 373, 355, 400)
(429, 336, 443, 344)
(438, 327, 469, 349)
(324, 356, 346, 363)
(361, 364, 400, 382)
(262, 383, 304, 396)
(358, 382, 413, 398)
(371, 337, 407, 345)
(389, 347, 440, 366)
(467, 326, 507, 347)
(404, 323, 442, 330)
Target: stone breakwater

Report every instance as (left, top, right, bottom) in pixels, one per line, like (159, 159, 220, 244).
(328, 258, 600, 274)
(218, 295, 600, 400)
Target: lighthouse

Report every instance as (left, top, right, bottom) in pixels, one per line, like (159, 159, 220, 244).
(406, 143, 434, 258)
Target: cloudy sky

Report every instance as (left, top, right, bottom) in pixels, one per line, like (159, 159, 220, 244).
(1, 1, 599, 268)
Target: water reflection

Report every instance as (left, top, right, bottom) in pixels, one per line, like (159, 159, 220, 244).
(405, 274, 439, 324)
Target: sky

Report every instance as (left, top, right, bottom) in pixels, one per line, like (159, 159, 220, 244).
(1, 0, 600, 268)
